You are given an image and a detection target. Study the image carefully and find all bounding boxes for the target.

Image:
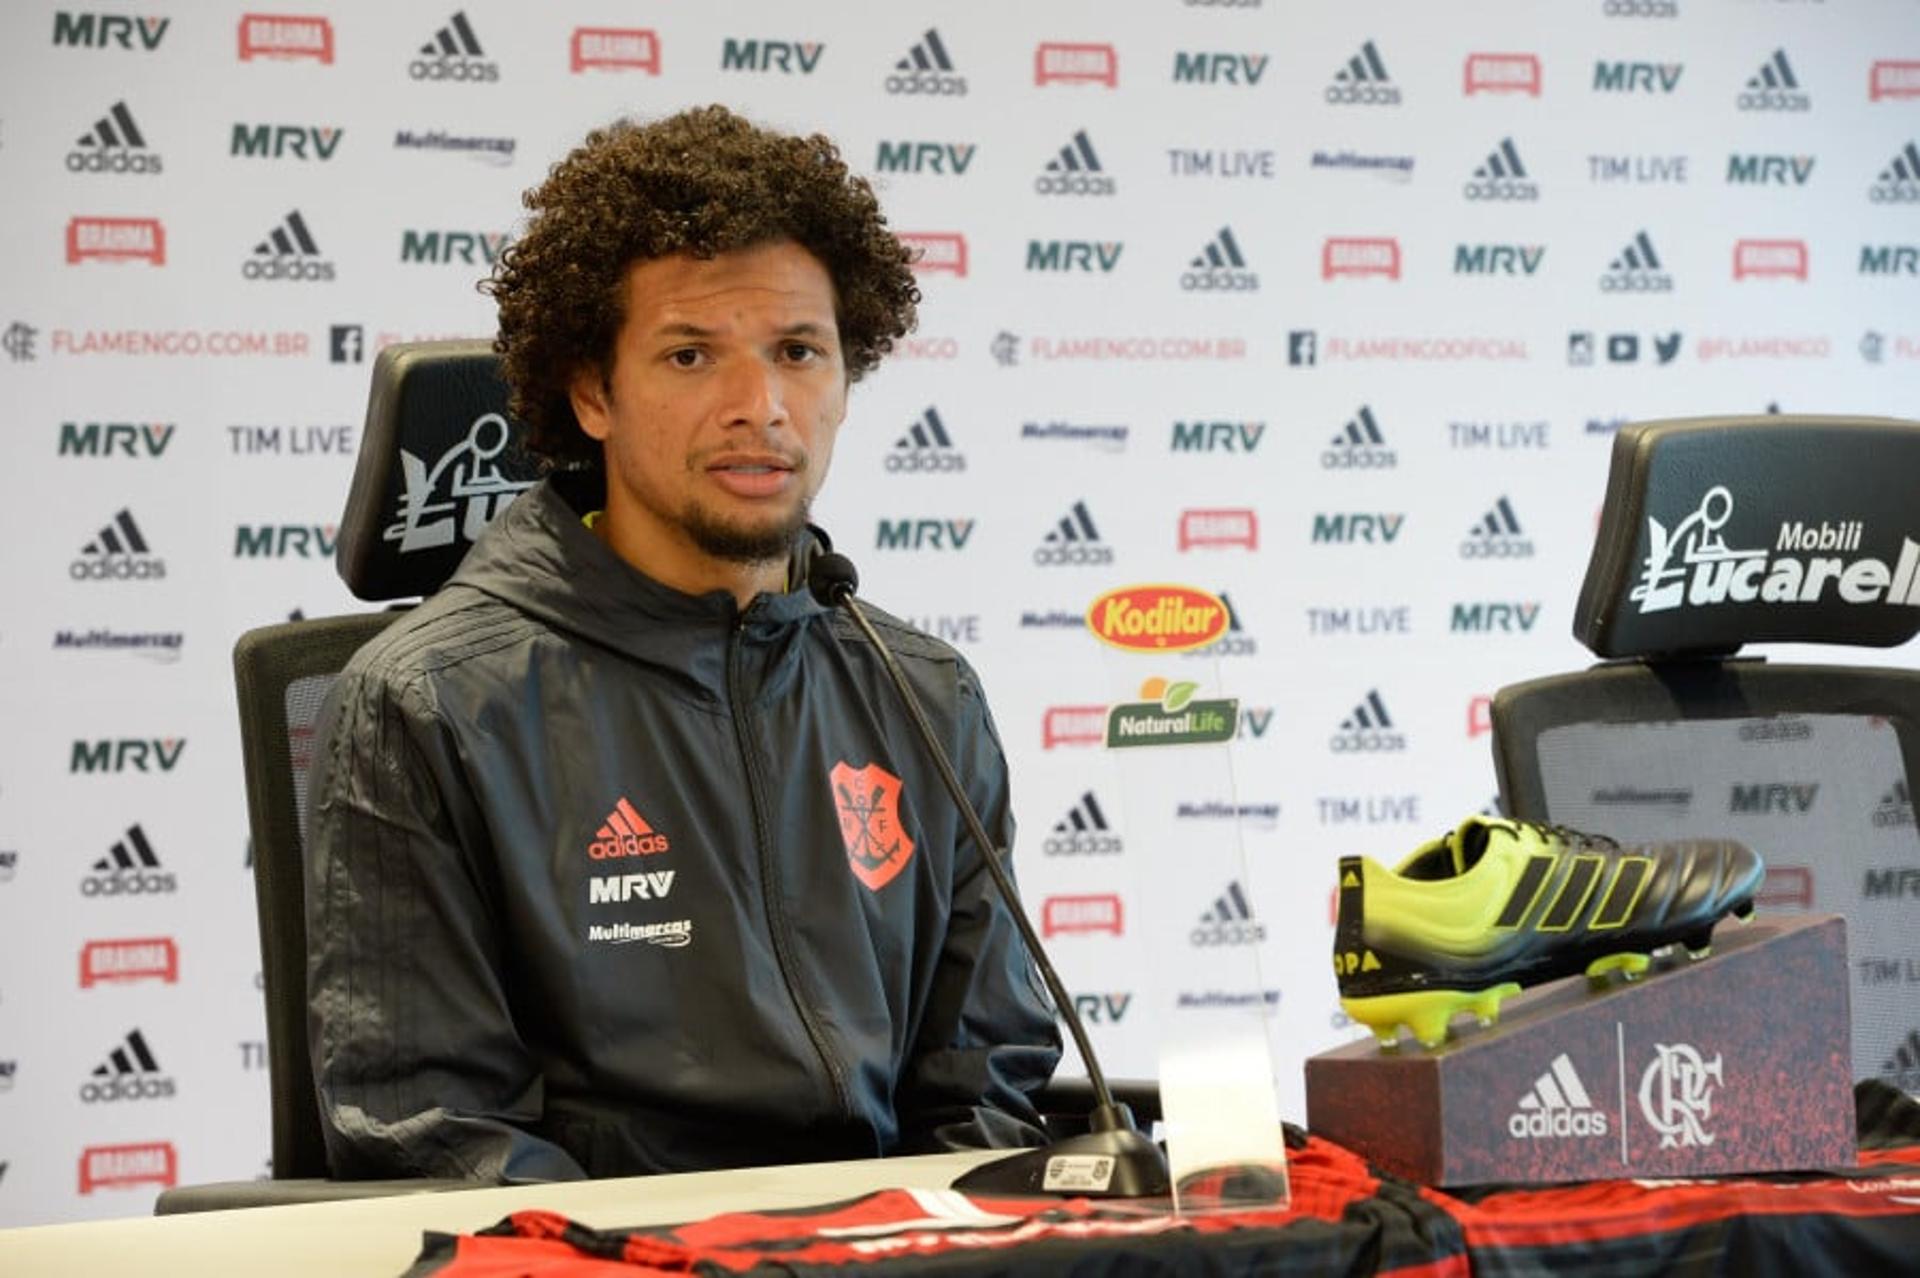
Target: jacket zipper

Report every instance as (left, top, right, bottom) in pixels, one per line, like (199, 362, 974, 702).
(727, 608, 853, 1119)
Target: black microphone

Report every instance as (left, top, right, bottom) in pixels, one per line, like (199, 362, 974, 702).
(808, 550, 1169, 1198)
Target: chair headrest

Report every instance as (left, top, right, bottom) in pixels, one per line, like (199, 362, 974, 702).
(336, 339, 545, 601)
(1574, 415, 1920, 658)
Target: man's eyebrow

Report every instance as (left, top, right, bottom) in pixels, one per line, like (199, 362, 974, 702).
(646, 321, 837, 341)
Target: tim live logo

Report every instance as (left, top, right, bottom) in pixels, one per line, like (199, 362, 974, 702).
(238, 14, 333, 63)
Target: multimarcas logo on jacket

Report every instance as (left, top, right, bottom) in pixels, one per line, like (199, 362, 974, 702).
(830, 761, 914, 891)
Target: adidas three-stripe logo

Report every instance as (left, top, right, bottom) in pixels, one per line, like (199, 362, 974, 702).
(1747, 49, 1798, 91)
(1476, 138, 1528, 180)
(1878, 142, 1920, 184)
(1610, 231, 1662, 273)
(894, 407, 953, 451)
(1055, 791, 1110, 833)
(1045, 501, 1101, 544)
(1190, 227, 1246, 270)
(1335, 40, 1390, 84)
(421, 11, 484, 56)
(1333, 407, 1385, 447)
(587, 796, 670, 858)
(93, 1030, 161, 1078)
(1508, 1053, 1608, 1138)
(1471, 497, 1523, 538)
(1047, 130, 1103, 174)
(83, 510, 150, 556)
(1493, 850, 1657, 932)
(94, 825, 160, 873)
(76, 101, 146, 150)
(1201, 880, 1255, 923)
(255, 210, 321, 258)
(895, 28, 954, 72)
(1342, 690, 1393, 731)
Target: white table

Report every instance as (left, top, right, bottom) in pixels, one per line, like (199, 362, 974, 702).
(0, 1150, 1001, 1276)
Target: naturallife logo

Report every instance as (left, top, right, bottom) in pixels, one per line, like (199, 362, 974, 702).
(1106, 676, 1238, 748)
(1630, 486, 1920, 615)
(68, 100, 161, 174)
(1508, 1053, 1609, 1138)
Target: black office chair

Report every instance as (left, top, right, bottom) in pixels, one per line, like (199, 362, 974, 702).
(160, 341, 1152, 1211)
(1490, 415, 1920, 1092)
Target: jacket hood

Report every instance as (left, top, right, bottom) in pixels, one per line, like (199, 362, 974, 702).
(444, 472, 831, 660)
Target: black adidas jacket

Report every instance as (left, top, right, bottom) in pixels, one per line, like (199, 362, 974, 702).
(305, 474, 1060, 1182)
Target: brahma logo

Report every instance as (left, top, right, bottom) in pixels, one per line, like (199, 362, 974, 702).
(1322, 238, 1400, 280)
(1734, 240, 1808, 281)
(1042, 893, 1124, 938)
(79, 1141, 177, 1194)
(899, 232, 967, 277)
(571, 27, 659, 74)
(1087, 584, 1228, 653)
(1035, 42, 1116, 88)
(1043, 705, 1107, 750)
(1872, 61, 1920, 103)
(80, 937, 179, 988)
(67, 217, 164, 265)
(1630, 486, 1920, 615)
(1179, 509, 1258, 551)
(238, 14, 334, 63)
(1465, 53, 1542, 97)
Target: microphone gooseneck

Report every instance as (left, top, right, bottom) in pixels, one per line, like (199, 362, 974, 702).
(809, 551, 1168, 1197)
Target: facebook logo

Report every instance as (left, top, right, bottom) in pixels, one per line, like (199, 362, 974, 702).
(1288, 330, 1317, 366)
(328, 324, 363, 364)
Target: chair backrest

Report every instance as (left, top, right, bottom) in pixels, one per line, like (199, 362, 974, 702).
(1493, 414, 1920, 1090)
(237, 611, 405, 1177)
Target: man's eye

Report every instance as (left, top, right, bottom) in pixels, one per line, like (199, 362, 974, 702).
(784, 344, 819, 362)
(669, 349, 703, 367)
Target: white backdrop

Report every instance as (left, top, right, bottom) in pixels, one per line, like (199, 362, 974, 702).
(2, 0, 1918, 1225)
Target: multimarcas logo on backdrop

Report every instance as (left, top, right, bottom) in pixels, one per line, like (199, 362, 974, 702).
(1631, 486, 1920, 614)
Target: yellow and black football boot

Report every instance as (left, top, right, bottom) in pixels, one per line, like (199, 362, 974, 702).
(1333, 815, 1762, 1048)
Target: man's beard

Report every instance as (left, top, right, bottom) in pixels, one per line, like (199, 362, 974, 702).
(680, 495, 812, 565)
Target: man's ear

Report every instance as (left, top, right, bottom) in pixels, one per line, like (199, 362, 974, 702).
(568, 367, 612, 442)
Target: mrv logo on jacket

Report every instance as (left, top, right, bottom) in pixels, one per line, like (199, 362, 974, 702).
(1632, 486, 1920, 615)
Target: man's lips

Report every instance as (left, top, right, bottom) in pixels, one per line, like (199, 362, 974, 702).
(706, 454, 798, 498)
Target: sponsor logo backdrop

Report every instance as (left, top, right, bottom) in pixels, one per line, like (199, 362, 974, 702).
(1, 0, 1917, 1224)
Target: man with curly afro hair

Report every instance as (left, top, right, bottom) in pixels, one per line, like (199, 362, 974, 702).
(304, 106, 1061, 1185)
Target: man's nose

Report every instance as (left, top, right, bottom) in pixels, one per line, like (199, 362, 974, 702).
(720, 357, 786, 428)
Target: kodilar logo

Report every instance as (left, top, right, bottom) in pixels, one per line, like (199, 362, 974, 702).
(1630, 486, 1920, 615)
(1087, 584, 1228, 653)
(1105, 677, 1238, 748)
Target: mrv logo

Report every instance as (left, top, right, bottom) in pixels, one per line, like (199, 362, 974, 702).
(1727, 154, 1813, 186)
(1630, 486, 1920, 615)
(71, 738, 185, 773)
(1452, 601, 1542, 633)
(588, 870, 675, 903)
(244, 210, 335, 282)
(1455, 244, 1545, 276)
(1027, 240, 1123, 273)
(401, 230, 510, 265)
(68, 100, 161, 174)
(720, 38, 823, 74)
(1172, 420, 1264, 453)
(1509, 1053, 1608, 1139)
(876, 141, 976, 176)
(60, 421, 175, 457)
(53, 12, 169, 50)
(1464, 138, 1537, 201)
(411, 11, 499, 82)
(1313, 512, 1404, 544)
(887, 406, 965, 472)
(1181, 226, 1257, 290)
(232, 124, 343, 161)
(875, 518, 974, 551)
(1037, 130, 1113, 195)
(72, 509, 164, 580)
(234, 524, 337, 558)
(1860, 245, 1920, 276)
(1594, 60, 1683, 93)
(1173, 51, 1269, 86)
(1730, 782, 1819, 815)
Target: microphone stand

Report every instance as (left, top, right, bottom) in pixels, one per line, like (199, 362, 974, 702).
(810, 553, 1169, 1197)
